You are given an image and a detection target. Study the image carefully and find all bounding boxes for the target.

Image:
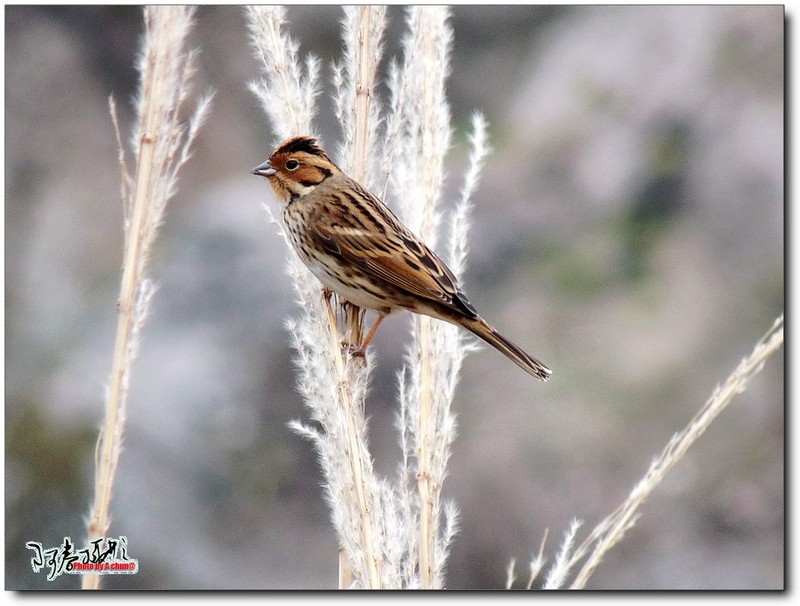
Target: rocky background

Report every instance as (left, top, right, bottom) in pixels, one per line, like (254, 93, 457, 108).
(6, 5, 783, 589)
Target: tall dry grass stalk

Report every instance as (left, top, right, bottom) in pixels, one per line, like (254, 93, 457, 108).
(247, 5, 386, 589)
(388, 8, 472, 588)
(247, 6, 482, 588)
(84, 6, 211, 590)
(509, 314, 784, 589)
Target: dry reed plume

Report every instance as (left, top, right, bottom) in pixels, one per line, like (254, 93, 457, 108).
(84, 5, 211, 590)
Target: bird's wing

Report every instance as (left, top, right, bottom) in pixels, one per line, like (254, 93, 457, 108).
(309, 181, 478, 318)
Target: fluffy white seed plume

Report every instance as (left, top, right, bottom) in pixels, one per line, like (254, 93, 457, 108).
(86, 5, 211, 590)
(505, 558, 518, 590)
(449, 112, 490, 278)
(543, 519, 582, 589)
(333, 5, 387, 188)
(385, 6, 469, 589)
(245, 6, 320, 140)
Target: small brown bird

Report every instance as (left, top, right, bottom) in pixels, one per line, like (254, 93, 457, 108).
(252, 136, 551, 381)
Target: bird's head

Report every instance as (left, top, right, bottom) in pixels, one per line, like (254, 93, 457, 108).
(251, 136, 341, 203)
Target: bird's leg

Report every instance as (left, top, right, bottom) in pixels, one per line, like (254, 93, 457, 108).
(341, 311, 385, 358)
(341, 303, 374, 358)
(357, 314, 386, 353)
(322, 289, 382, 358)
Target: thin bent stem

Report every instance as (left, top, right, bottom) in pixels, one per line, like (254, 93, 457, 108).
(570, 314, 783, 589)
(532, 314, 784, 590)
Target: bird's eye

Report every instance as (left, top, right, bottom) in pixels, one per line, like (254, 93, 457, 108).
(285, 159, 300, 171)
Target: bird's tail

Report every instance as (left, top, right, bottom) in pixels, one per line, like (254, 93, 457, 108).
(465, 316, 552, 381)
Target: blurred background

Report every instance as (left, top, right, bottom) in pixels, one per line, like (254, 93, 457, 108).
(5, 5, 783, 590)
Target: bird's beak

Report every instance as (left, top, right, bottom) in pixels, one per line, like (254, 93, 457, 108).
(251, 160, 276, 177)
